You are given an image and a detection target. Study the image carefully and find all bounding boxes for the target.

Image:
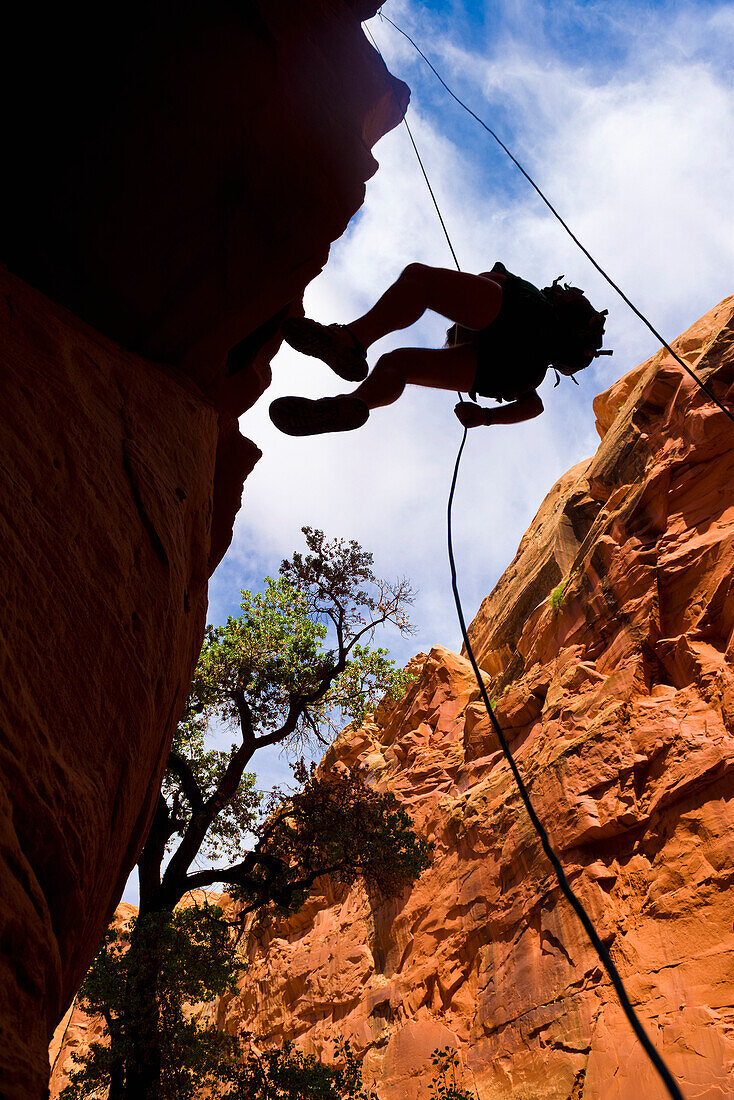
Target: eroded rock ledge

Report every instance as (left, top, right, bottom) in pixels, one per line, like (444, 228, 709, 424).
(0, 3, 407, 1096)
(220, 297, 734, 1098)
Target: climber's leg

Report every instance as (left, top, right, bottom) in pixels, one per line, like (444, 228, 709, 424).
(269, 343, 477, 436)
(281, 265, 501, 380)
(347, 263, 502, 349)
(353, 342, 478, 409)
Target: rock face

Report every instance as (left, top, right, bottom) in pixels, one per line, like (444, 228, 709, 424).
(0, 0, 408, 415)
(221, 298, 734, 1098)
(0, 4, 405, 1096)
(0, 272, 229, 1100)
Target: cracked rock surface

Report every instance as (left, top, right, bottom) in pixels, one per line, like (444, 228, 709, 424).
(220, 297, 734, 1098)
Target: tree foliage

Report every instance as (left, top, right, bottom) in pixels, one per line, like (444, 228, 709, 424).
(229, 1039, 377, 1099)
(232, 761, 433, 919)
(148, 528, 417, 913)
(428, 1048, 476, 1100)
(65, 529, 424, 1100)
(61, 905, 241, 1100)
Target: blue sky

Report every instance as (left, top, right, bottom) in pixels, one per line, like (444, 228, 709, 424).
(216, 0, 734, 650)
(124, 0, 734, 901)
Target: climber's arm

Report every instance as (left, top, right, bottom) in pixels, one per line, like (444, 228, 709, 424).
(454, 391, 543, 428)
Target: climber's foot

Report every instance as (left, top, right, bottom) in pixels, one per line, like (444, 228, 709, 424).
(281, 318, 368, 382)
(269, 395, 369, 436)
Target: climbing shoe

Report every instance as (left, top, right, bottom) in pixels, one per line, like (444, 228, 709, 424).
(281, 318, 368, 382)
(269, 395, 369, 436)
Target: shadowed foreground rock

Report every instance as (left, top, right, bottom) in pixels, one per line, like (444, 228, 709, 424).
(0, 3, 406, 1096)
(218, 297, 734, 1098)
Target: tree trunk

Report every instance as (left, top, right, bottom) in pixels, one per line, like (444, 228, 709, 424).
(120, 922, 164, 1100)
(137, 796, 170, 915)
(107, 1052, 125, 1100)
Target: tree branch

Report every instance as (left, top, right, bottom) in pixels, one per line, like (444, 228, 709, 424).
(350, 611, 393, 647)
(138, 796, 175, 914)
(232, 691, 256, 753)
(159, 692, 258, 907)
(181, 848, 284, 895)
(166, 752, 204, 816)
(236, 863, 344, 916)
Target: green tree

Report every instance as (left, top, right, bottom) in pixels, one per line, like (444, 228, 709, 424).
(142, 529, 417, 917)
(65, 529, 425, 1100)
(62, 904, 242, 1100)
(232, 758, 433, 919)
(231, 1038, 378, 1099)
(230, 1043, 476, 1100)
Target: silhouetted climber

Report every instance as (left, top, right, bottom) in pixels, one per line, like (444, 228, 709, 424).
(269, 261, 610, 436)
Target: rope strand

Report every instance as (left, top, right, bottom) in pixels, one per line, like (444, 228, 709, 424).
(365, 22, 464, 402)
(366, 25, 460, 272)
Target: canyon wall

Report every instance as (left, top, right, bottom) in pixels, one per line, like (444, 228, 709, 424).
(221, 297, 734, 1098)
(0, 3, 405, 1096)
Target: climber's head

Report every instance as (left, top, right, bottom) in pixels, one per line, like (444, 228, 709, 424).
(542, 277, 611, 382)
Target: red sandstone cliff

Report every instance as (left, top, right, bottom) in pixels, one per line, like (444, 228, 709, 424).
(214, 297, 734, 1098)
(0, 4, 406, 1096)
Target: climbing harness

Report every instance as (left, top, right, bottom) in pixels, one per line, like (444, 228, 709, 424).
(364, 16, 702, 1100)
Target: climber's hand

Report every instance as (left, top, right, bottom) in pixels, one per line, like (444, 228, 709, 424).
(454, 402, 489, 429)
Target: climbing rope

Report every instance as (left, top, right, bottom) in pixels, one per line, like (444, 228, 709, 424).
(366, 16, 687, 1100)
(364, 22, 464, 398)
